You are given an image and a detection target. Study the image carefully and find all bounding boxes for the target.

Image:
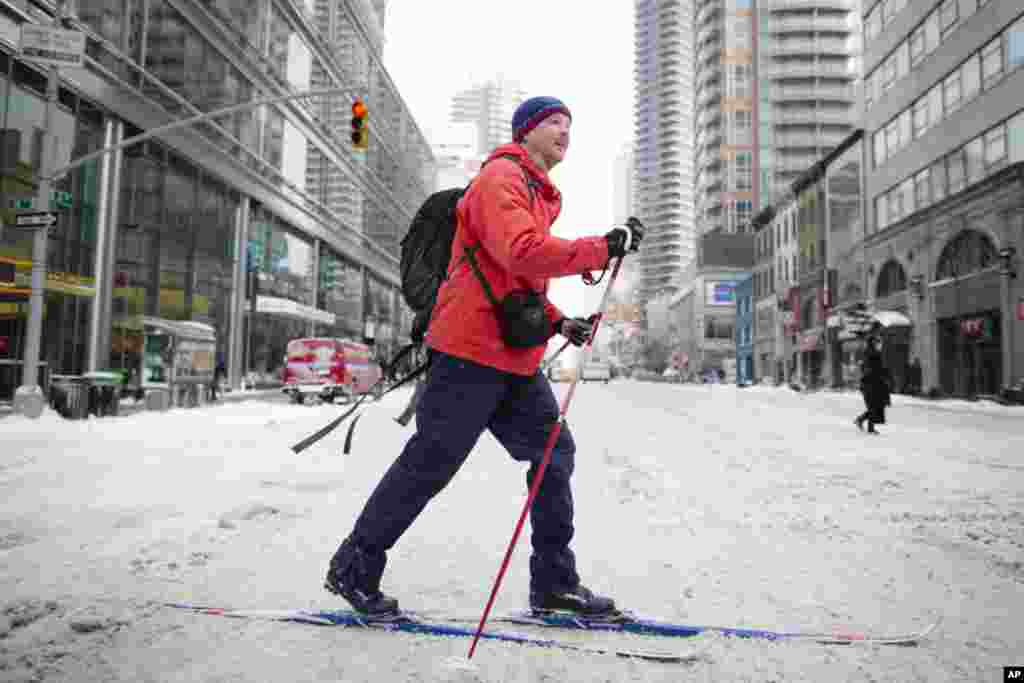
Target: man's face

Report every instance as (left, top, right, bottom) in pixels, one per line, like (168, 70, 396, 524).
(523, 113, 571, 169)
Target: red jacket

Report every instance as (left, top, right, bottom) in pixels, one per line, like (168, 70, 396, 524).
(426, 144, 611, 376)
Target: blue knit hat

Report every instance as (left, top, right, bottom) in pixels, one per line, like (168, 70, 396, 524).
(512, 96, 572, 143)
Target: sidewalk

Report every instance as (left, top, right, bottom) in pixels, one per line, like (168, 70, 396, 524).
(0, 386, 283, 420)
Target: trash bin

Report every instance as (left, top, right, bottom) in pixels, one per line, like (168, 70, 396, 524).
(49, 376, 88, 420)
(83, 371, 123, 417)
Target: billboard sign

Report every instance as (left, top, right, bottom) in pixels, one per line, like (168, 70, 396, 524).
(705, 281, 737, 306)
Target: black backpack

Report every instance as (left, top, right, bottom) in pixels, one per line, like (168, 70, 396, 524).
(399, 155, 537, 320)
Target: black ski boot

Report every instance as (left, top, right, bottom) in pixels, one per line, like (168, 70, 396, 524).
(324, 538, 400, 618)
(529, 584, 618, 618)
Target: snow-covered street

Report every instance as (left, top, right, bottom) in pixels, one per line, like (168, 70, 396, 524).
(1, 381, 1021, 682)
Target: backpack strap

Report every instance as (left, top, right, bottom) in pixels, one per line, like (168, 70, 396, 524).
(449, 154, 540, 291)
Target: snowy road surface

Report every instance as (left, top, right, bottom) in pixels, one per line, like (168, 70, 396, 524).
(1, 381, 1021, 682)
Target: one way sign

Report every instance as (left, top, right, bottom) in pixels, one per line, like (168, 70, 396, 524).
(14, 211, 58, 228)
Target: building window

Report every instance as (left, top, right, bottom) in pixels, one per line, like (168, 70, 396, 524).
(961, 54, 981, 103)
(876, 260, 907, 298)
(928, 83, 944, 125)
(939, 0, 958, 36)
(735, 152, 752, 191)
(984, 124, 1006, 166)
(888, 186, 903, 223)
(1009, 111, 1024, 163)
(737, 199, 752, 227)
(912, 97, 929, 138)
(734, 110, 752, 144)
(900, 178, 915, 218)
(914, 168, 930, 207)
(943, 70, 961, 114)
(936, 229, 996, 280)
(981, 36, 1004, 87)
(947, 147, 966, 194)
(930, 159, 948, 202)
(925, 12, 941, 53)
(1009, 16, 1024, 71)
(866, 7, 882, 43)
(885, 119, 900, 158)
(909, 26, 926, 67)
(882, 55, 898, 91)
(876, 193, 888, 231)
(873, 129, 886, 167)
(965, 136, 984, 184)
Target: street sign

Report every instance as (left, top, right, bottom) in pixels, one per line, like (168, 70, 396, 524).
(11, 198, 34, 210)
(19, 24, 85, 69)
(14, 211, 57, 228)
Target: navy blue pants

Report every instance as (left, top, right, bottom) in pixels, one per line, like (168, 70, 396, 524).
(348, 351, 580, 595)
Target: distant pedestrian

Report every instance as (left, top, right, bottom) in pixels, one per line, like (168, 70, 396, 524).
(855, 336, 892, 434)
(210, 354, 226, 402)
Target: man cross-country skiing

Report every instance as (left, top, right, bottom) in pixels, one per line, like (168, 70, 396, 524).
(324, 96, 645, 617)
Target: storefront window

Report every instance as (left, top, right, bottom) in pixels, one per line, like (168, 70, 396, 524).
(110, 141, 234, 373)
(1, 57, 91, 376)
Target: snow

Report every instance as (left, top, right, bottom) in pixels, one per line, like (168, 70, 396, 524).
(1, 381, 1022, 682)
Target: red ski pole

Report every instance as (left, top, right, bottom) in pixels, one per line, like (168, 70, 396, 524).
(467, 256, 626, 659)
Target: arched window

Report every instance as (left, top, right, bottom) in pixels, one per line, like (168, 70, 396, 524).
(935, 229, 997, 280)
(875, 260, 907, 298)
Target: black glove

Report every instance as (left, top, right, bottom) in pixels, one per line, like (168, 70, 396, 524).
(555, 316, 595, 347)
(605, 216, 646, 259)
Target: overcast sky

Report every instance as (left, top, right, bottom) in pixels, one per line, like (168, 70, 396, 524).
(383, 0, 635, 330)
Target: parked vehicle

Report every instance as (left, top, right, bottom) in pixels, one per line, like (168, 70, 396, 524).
(580, 360, 611, 383)
(281, 338, 382, 404)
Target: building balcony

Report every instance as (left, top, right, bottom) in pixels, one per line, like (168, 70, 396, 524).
(771, 0, 854, 10)
(773, 109, 853, 124)
(774, 130, 850, 147)
(763, 61, 852, 78)
(774, 156, 820, 173)
(765, 39, 851, 57)
(770, 83, 855, 101)
(769, 14, 851, 33)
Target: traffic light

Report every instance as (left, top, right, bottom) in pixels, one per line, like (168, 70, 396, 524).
(351, 99, 368, 150)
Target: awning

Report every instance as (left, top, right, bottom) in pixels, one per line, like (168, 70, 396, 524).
(873, 310, 911, 328)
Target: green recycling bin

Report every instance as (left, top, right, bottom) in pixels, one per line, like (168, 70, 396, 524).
(83, 371, 123, 417)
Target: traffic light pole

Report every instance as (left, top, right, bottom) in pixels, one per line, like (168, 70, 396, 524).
(12, 86, 355, 415)
(13, 25, 61, 418)
(48, 87, 354, 182)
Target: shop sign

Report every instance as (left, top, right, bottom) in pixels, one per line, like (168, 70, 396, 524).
(0, 336, 8, 354)
(960, 318, 992, 337)
(1018, 300, 1024, 321)
(0, 260, 96, 296)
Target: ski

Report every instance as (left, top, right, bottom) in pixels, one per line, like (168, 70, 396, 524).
(477, 609, 942, 646)
(164, 603, 699, 663)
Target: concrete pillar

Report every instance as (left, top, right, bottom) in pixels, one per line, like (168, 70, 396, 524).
(87, 118, 123, 372)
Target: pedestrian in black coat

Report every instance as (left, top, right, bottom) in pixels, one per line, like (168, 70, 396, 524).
(855, 336, 891, 434)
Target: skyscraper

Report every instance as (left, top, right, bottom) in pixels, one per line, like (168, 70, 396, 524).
(634, 0, 697, 305)
(694, 0, 858, 240)
(449, 75, 527, 157)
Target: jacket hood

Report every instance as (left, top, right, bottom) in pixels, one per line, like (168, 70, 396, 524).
(484, 144, 560, 201)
